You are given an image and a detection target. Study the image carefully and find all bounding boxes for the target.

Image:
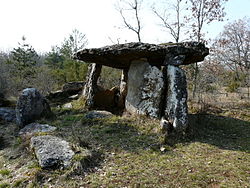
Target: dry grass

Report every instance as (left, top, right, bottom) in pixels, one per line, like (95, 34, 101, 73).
(0, 97, 249, 187)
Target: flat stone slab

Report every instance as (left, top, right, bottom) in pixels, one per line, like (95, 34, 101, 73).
(85, 110, 114, 119)
(19, 123, 57, 135)
(30, 135, 74, 169)
(0, 107, 16, 122)
(74, 42, 209, 69)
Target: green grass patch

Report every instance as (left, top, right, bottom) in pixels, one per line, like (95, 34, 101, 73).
(0, 103, 249, 187)
(0, 183, 10, 188)
(0, 169, 11, 176)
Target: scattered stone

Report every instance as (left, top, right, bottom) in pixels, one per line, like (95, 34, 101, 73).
(74, 42, 209, 69)
(19, 123, 57, 136)
(164, 65, 188, 132)
(46, 81, 85, 102)
(16, 88, 53, 128)
(0, 107, 16, 122)
(30, 135, 74, 169)
(62, 81, 85, 93)
(125, 60, 164, 118)
(85, 110, 113, 119)
(63, 102, 73, 109)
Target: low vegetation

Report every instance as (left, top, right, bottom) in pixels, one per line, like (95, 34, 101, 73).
(0, 97, 249, 187)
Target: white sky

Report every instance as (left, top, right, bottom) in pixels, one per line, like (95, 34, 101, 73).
(0, 0, 249, 53)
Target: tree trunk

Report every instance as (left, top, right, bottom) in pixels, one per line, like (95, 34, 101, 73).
(192, 62, 199, 99)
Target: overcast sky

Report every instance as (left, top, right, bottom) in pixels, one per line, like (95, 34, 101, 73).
(0, 0, 249, 53)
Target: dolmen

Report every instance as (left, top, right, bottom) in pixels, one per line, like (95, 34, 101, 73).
(74, 42, 209, 133)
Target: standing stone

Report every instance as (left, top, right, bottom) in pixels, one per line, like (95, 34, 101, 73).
(125, 60, 164, 118)
(82, 63, 102, 109)
(118, 69, 128, 109)
(164, 65, 188, 132)
(16, 88, 52, 128)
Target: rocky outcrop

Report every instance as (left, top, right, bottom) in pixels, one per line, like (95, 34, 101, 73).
(74, 42, 209, 69)
(19, 123, 57, 136)
(125, 60, 164, 118)
(0, 107, 16, 122)
(30, 135, 74, 169)
(16, 88, 53, 128)
(164, 65, 188, 132)
(46, 81, 85, 102)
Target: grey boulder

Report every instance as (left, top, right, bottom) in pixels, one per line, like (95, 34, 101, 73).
(30, 135, 74, 169)
(16, 88, 53, 128)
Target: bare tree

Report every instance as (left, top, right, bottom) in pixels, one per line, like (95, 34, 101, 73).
(188, 0, 228, 42)
(187, 0, 228, 98)
(116, 0, 143, 42)
(61, 29, 88, 57)
(152, 0, 186, 43)
(214, 18, 250, 97)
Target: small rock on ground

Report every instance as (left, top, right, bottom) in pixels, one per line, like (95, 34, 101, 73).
(19, 123, 57, 135)
(85, 110, 114, 119)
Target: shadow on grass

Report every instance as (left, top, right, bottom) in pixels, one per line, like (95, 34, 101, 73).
(83, 119, 160, 152)
(76, 113, 250, 154)
(187, 114, 250, 153)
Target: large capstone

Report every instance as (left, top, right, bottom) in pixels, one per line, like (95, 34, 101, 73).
(30, 135, 74, 169)
(125, 60, 164, 118)
(74, 42, 209, 69)
(164, 65, 188, 132)
(16, 88, 53, 128)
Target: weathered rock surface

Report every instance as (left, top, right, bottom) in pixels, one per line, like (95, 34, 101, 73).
(125, 60, 164, 118)
(164, 65, 188, 132)
(46, 81, 85, 102)
(30, 135, 74, 169)
(19, 123, 56, 136)
(83, 64, 102, 109)
(85, 110, 114, 119)
(16, 88, 53, 128)
(0, 107, 16, 122)
(62, 81, 85, 92)
(74, 42, 209, 69)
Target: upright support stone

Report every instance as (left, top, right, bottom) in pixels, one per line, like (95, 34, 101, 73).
(125, 59, 164, 118)
(118, 69, 128, 109)
(164, 65, 188, 133)
(82, 63, 102, 109)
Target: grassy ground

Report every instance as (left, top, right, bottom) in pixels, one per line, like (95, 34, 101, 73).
(0, 100, 249, 187)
